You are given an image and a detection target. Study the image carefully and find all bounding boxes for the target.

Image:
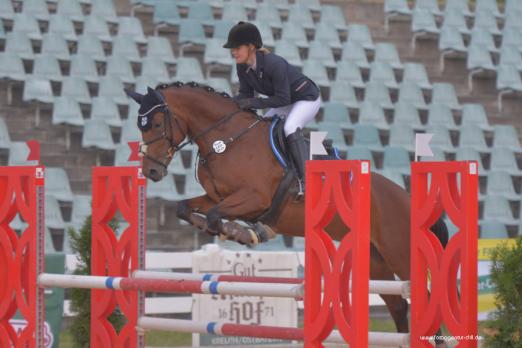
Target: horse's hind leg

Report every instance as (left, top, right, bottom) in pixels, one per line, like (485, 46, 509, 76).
(370, 245, 409, 334)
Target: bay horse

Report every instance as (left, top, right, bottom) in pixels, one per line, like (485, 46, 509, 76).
(125, 82, 448, 344)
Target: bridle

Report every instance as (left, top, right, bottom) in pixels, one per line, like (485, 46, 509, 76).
(139, 94, 244, 171)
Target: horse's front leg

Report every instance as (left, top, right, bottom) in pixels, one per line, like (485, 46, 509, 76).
(176, 195, 216, 231)
(205, 190, 276, 246)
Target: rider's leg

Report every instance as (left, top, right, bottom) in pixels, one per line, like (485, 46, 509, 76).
(284, 96, 322, 189)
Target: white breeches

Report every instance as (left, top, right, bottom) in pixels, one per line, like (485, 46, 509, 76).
(264, 95, 322, 136)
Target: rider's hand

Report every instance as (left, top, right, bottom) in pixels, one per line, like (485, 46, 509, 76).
(237, 98, 255, 110)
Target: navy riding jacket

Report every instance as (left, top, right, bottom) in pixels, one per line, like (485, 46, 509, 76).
(234, 50, 320, 109)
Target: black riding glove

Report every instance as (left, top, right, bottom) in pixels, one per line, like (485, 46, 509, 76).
(237, 98, 256, 110)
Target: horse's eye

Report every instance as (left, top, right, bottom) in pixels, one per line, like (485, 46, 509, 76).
(154, 123, 161, 129)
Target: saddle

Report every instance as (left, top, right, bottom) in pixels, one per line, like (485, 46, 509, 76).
(255, 117, 340, 226)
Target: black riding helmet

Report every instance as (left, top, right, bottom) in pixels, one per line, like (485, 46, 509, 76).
(223, 21, 263, 49)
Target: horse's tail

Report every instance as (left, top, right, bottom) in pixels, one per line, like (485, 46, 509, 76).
(430, 218, 449, 248)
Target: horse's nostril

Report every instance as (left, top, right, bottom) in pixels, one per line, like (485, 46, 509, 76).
(149, 168, 159, 179)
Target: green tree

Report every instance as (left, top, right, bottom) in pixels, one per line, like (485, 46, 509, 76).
(67, 216, 126, 347)
(484, 237, 522, 347)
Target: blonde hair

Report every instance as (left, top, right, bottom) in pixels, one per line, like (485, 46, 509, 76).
(258, 47, 271, 54)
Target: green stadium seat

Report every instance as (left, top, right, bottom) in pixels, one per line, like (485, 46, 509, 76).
(5, 32, 35, 61)
(90, 0, 118, 23)
(318, 123, 349, 151)
(251, 21, 275, 47)
(443, 0, 472, 17)
(385, 0, 411, 16)
(167, 152, 189, 175)
(146, 36, 177, 64)
(48, 14, 77, 41)
(388, 124, 415, 152)
(302, 59, 330, 88)
(431, 82, 461, 111)
(76, 34, 106, 62)
(222, 3, 248, 22)
(118, 16, 147, 44)
(23, 77, 53, 104)
(82, 119, 116, 150)
(0, 52, 26, 82)
(497, 64, 522, 111)
(358, 101, 389, 130)
(56, 0, 84, 23)
(175, 57, 205, 83)
(178, 19, 207, 52)
(480, 220, 509, 239)
(321, 101, 352, 129)
(341, 41, 370, 69)
(461, 104, 493, 131)
(45, 167, 74, 202)
(490, 147, 522, 175)
(314, 21, 342, 50)
(45, 195, 67, 229)
(106, 54, 135, 84)
(352, 124, 382, 152)
(308, 40, 336, 69)
(70, 194, 91, 228)
(204, 38, 234, 70)
(459, 125, 490, 153)
(485, 171, 519, 201)
(441, 9, 470, 35)
(425, 125, 456, 153)
(320, 5, 348, 30)
(393, 102, 424, 130)
(414, 0, 441, 16)
(41, 33, 70, 62)
(112, 35, 142, 63)
(152, 0, 181, 28)
(281, 22, 309, 49)
(60, 76, 91, 104)
(456, 147, 487, 175)
(475, 0, 502, 19)
(347, 24, 375, 51)
(379, 168, 406, 188)
(335, 61, 365, 89)
(275, 40, 302, 68)
(90, 96, 122, 128)
(482, 195, 517, 226)
(473, 10, 501, 36)
(98, 76, 128, 106)
(287, 5, 315, 30)
(438, 26, 467, 64)
(383, 146, 411, 174)
(13, 13, 42, 41)
(70, 54, 99, 83)
(0, 0, 15, 20)
(470, 28, 498, 54)
(186, 1, 214, 23)
(206, 77, 232, 95)
(499, 46, 522, 71)
(0, 117, 11, 150)
(212, 20, 236, 40)
(411, 9, 440, 50)
(493, 125, 522, 152)
(426, 103, 458, 130)
(83, 15, 112, 42)
(364, 81, 393, 109)
(369, 61, 399, 89)
(255, 3, 282, 29)
(147, 175, 183, 201)
(329, 80, 359, 109)
(346, 146, 375, 167)
(402, 63, 432, 90)
(8, 142, 38, 166)
(183, 172, 206, 198)
(120, 118, 141, 144)
(52, 96, 84, 127)
(33, 54, 63, 82)
(114, 143, 141, 167)
(22, 0, 50, 21)
(375, 43, 403, 70)
(506, 0, 522, 12)
(141, 57, 171, 84)
(397, 82, 428, 110)
(504, 9, 522, 31)
(500, 27, 522, 51)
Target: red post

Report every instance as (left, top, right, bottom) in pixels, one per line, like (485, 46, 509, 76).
(90, 167, 147, 348)
(411, 161, 478, 347)
(0, 166, 45, 348)
(304, 160, 370, 348)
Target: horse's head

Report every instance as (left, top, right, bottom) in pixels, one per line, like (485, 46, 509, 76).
(125, 86, 187, 182)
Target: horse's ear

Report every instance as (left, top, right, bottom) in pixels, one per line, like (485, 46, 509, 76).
(124, 89, 143, 104)
(148, 87, 165, 103)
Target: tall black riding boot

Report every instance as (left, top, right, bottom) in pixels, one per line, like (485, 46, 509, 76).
(287, 128, 308, 194)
